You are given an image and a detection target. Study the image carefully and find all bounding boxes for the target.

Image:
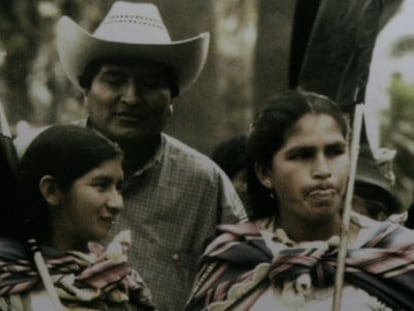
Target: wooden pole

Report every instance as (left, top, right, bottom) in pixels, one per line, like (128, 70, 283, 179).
(331, 104, 364, 311)
(0, 100, 11, 137)
(27, 239, 65, 311)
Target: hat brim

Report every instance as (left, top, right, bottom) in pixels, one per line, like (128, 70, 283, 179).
(56, 16, 210, 96)
(355, 158, 402, 213)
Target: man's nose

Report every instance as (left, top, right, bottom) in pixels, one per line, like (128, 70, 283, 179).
(121, 79, 141, 105)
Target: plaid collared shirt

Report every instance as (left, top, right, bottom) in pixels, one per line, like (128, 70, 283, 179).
(108, 133, 247, 311)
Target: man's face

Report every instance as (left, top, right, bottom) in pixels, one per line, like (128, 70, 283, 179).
(85, 59, 172, 146)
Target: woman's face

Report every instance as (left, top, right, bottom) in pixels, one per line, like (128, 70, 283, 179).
(259, 113, 349, 223)
(56, 157, 124, 250)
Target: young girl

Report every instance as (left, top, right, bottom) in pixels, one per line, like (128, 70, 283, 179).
(0, 125, 154, 310)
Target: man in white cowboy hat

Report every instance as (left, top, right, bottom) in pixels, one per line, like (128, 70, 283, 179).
(55, 2, 246, 310)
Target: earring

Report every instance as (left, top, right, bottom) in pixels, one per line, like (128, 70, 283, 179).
(269, 190, 275, 199)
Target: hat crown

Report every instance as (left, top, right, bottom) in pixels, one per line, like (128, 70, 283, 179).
(94, 2, 171, 44)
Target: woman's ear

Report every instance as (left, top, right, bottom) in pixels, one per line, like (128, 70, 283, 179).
(254, 163, 273, 189)
(39, 175, 63, 207)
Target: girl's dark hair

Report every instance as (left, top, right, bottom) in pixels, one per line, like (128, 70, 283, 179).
(246, 89, 349, 220)
(16, 125, 123, 241)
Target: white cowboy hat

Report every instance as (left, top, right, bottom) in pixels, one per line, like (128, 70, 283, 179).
(56, 1, 210, 96)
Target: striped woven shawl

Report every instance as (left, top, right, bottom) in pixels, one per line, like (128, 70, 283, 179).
(0, 237, 154, 310)
(186, 220, 414, 310)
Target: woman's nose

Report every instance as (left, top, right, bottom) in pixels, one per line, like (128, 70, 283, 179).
(106, 191, 124, 212)
(312, 155, 332, 179)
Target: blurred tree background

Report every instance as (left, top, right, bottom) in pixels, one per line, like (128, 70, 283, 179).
(2, 0, 414, 207)
(0, 0, 295, 154)
(383, 72, 414, 207)
(365, 0, 414, 208)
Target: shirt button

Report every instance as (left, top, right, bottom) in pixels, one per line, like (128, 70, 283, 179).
(172, 253, 180, 260)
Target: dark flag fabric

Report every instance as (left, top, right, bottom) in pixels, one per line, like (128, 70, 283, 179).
(290, 0, 403, 114)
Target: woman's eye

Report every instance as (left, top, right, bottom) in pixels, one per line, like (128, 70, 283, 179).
(288, 150, 312, 160)
(116, 181, 124, 192)
(326, 147, 345, 157)
(289, 154, 304, 160)
(93, 181, 111, 191)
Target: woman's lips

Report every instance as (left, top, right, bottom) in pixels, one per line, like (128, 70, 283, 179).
(101, 217, 116, 226)
(308, 188, 336, 199)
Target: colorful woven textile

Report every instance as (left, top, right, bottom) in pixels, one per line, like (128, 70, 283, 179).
(0, 231, 154, 310)
(186, 219, 414, 310)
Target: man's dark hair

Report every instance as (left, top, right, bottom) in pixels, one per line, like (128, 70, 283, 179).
(78, 58, 179, 97)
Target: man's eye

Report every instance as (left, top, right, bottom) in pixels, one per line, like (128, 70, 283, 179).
(102, 75, 126, 85)
(141, 79, 167, 89)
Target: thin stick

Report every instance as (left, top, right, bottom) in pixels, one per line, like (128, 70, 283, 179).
(27, 239, 65, 311)
(331, 104, 364, 311)
(0, 99, 11, 137)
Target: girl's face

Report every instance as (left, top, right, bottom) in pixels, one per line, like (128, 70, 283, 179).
(258, 113, 349, 223)
(54, 157, 124, 250)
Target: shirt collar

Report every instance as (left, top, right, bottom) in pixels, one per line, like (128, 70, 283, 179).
(84, 118, 165, 176)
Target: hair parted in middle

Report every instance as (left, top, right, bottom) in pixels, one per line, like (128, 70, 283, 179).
(245, 89, 350, 220)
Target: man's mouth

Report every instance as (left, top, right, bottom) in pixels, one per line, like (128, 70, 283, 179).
(113, 111, 148, 123)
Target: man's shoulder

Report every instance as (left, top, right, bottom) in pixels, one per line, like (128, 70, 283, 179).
(163, 134, 208, 158)
(163, 134, 223, 173)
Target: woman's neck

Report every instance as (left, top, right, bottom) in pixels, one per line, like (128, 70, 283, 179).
(46, 224, 88, 252)
(276, 212, 343, 243)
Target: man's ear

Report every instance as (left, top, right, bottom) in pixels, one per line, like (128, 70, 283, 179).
(254, 163, 273, 189)
(39, 175, 63, 207)
(166, 97, 174, 116)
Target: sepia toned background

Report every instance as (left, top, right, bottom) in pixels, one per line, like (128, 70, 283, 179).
(0, 0, 294, 151)
(2, 0, 414, 207)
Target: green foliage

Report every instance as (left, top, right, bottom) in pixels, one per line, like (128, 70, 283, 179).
(385, 73, 414, 206)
